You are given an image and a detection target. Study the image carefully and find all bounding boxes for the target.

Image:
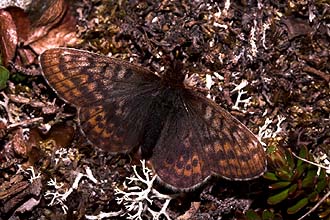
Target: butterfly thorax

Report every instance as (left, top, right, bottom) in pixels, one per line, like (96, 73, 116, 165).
(160, 62, 186, 88)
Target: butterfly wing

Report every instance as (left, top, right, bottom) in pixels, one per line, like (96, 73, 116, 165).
(151, 90, 266, 190)
(39, 48, 161, 152)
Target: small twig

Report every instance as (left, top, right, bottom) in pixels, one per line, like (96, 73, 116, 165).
(7, 117, 43, 129)
(177, 202, 200, 220)
(303, 66, 329, 82)
(85, 210, 124, 220)
(10, 62, 41, 76)
(292, 152, 330, 170)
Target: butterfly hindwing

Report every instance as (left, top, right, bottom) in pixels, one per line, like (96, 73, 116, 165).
(151, 90, 266, 190)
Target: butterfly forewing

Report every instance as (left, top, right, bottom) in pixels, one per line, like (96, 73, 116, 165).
(151, 90, 266, 190)
(40, 48, 161, 152)
(39, 48, 160, 107)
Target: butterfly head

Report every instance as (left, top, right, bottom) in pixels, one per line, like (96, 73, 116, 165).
(161, 60, 186, 87)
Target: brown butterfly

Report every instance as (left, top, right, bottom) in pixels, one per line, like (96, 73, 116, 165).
(39, 48, 266, 190)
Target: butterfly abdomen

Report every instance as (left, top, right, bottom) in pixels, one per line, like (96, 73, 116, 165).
(140, 87, 183, 159)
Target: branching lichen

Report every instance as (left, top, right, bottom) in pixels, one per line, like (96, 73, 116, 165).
(114, 160, 172, 220)
(44, 166, 98, 214)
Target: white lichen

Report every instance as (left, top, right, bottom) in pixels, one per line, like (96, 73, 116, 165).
(44, 178, 69, 214)
(231, 80, 252, 112)
(248, 19, 258, 59)
(114, 160, 172, 220)
(205, 74, 215, 99)
(26, 166, 41, 183)
(54, 148, 78, 165)
(262, 21, 270, 49)
(258, 115, 286, 145)
(44, 166, 98, 214)
(16, 164, 29, 175)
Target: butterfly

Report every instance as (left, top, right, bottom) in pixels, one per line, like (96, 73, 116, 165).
(39, 48, 266, 190)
